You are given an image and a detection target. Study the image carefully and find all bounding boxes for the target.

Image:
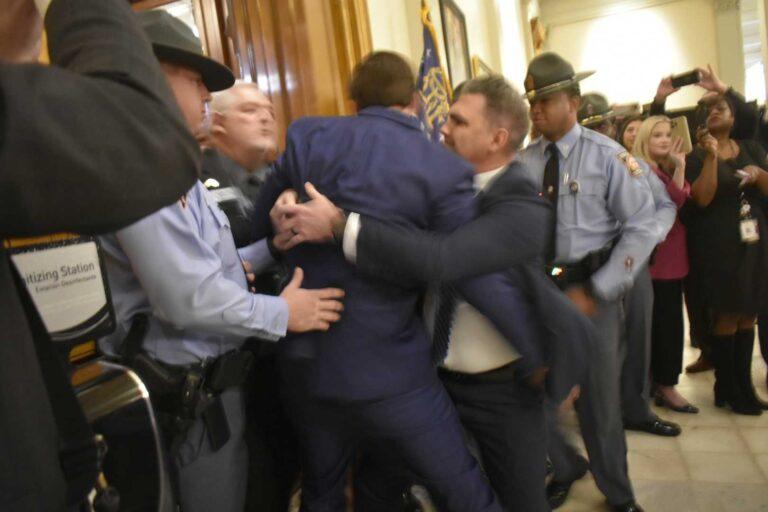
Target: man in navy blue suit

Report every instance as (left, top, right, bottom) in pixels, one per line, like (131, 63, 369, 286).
(250, 52, 503, 512)
(272, 75, 594, 511)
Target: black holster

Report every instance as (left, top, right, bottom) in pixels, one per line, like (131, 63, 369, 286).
(546, 241, 615, 290)
(117, 315, 253, 453)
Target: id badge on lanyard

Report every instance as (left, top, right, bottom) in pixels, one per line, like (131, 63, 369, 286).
(5, 233, 115, 343)
(739, 197, 760, 244)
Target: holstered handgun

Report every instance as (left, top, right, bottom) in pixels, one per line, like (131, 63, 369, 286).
(117, 316, 254, 453)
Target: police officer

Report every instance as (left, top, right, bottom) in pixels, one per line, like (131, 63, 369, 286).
(98, 11, 345, 512)
(577, 92, 617, 139)
(206, 82, 298, 512)
(518, 52, 657, 512)
(579, 94, 683, 436)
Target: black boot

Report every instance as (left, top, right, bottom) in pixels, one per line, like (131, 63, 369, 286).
(734, 329, 768, 411)
(710, 335, 762, 415)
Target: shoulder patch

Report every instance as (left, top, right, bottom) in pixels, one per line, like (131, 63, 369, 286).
(618, 152, 643, 177)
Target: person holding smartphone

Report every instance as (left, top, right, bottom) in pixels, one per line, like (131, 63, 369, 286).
(631, 116, 697, 413)
(685, 94, 768, 415)
(650, 66, 753, 375)
(651, 66, 758, 140)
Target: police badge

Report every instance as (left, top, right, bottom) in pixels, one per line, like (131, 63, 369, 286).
(618, 152, 643, 177)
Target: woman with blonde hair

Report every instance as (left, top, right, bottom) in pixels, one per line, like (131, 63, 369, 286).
(632, 116, 698, 412)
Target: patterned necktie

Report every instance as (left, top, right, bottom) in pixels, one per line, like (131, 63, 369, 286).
(543, 143, 559, 263)
(431, 284, 458, 364)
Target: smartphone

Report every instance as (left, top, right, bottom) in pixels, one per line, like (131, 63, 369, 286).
(670, 69, 701, 89)
(670, 116, 693, 154)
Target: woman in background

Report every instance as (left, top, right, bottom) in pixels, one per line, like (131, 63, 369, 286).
(632, 116, 697, 412)
(617, 114, 644, 152)
(685, 95, 768, 415)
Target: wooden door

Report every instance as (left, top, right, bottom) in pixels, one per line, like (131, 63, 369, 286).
(133, 0, 372, 149)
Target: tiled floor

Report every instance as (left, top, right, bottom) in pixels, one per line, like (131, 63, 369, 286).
(288, 340, 768, 512)
(560, 341, 768, 512)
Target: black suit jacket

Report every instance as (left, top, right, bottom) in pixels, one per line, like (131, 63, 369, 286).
(355, 161, 592, 402)
(0, 0, 199, 509)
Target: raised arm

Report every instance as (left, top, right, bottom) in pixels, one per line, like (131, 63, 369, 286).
(0, 0, 199, 238)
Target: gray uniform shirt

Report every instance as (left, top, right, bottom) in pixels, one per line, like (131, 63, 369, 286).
(518, 124, 658, 300)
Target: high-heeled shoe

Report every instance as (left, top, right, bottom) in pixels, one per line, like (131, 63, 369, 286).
(654, 392, 699, 414)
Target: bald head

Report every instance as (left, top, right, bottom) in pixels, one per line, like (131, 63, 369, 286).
(210, 82, 278, 170)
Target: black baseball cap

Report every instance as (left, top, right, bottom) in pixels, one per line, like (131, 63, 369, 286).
(137, 10, 234, 92)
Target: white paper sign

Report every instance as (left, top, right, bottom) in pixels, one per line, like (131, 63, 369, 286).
(12, 241, 108, 337)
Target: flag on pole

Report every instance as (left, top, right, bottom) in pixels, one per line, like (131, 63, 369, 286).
(417, 0, 452, 143)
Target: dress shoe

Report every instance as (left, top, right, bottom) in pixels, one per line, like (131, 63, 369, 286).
(685, 353, 713, 373)
(624, 417, 681, 437)
(654, 393, 699, 414)
(612, 501, 644, 512)
(546, 455, 588, 509)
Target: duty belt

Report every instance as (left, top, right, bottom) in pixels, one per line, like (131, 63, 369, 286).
(117, 315, 254, 452)
(545, 242, 615, 290)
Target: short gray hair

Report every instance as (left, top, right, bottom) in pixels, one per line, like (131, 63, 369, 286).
(456, 75, 530, 151)
(210, 80, 262, 113)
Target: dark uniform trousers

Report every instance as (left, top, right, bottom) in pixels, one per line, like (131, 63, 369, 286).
(621, 265, 656, 423)
(547, 297, 635, 506)
(281, 363, 501, 512)
(353, 365, 548, 512)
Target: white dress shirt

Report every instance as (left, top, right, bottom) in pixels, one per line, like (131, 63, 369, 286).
(441, 166, 520, 374)
(343, 164, 520, 374)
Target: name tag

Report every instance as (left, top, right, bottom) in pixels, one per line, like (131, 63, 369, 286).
(740, 219, 760, 244)
(6, 234, 115, 343)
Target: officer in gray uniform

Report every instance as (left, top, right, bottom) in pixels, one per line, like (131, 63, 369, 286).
(98, 11, 344, 512)
(518, 53, 657, 512)
(578, 92, 618, 139)
(578, 96, 683, 437)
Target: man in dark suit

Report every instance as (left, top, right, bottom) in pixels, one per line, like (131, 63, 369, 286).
(275, 76, 593, 511)
(250, 52, 538, 512)
(0, 0, 199, 510)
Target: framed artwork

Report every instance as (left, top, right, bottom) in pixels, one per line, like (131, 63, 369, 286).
(471, 55, 494, 78)
(439, 0, 471, 88)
